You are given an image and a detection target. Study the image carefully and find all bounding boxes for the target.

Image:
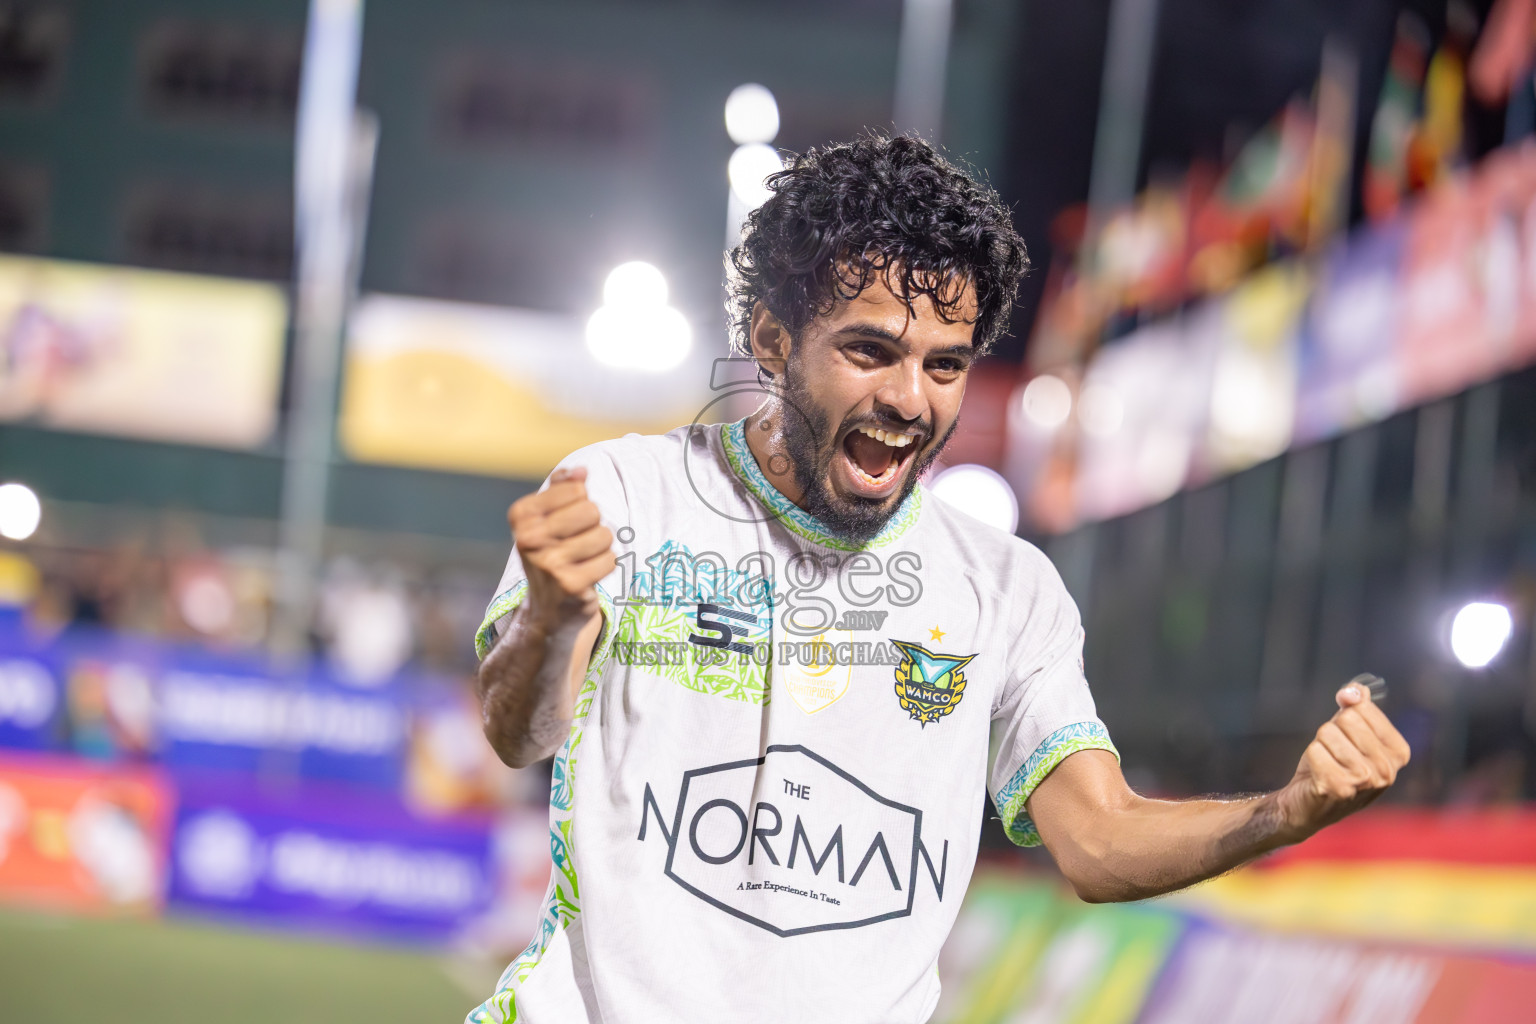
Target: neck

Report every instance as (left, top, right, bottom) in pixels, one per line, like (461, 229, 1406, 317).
(743, 403, 808, 508)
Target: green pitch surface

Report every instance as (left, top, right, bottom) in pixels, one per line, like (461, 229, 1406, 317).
(0, 905, 497, 1023)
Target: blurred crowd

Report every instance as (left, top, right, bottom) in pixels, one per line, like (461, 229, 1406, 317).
(6, 539, 489, 681)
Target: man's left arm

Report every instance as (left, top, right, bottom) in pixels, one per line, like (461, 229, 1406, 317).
(1025, 681, 1412, 903)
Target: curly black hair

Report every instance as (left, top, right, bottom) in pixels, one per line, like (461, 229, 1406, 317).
(727, 133, 1028, 359)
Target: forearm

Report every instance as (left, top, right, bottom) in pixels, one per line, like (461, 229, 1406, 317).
(1040, 790, 1298, 903)
(1029, 685, 1410, 904)
(475, 603, 599, 769)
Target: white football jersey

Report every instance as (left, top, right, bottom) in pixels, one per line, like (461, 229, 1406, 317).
(467, 419, 1116, 1024)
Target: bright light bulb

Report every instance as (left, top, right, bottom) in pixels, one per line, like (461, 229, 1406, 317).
(1450, 601, 1513, 669)
(724, 83, 780, 145)
(586, 304, 692, 373)
(0, 484, 41, 541)
(1020, 374, 1072, 429)
(729, 143, 782, 209)
(602, 261, 668, 308)
(929, 464, 1020, 534)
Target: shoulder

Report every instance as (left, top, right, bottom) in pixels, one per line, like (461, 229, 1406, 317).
(557, 426, 697, 479)
(917, 492, 1079, 636)
(917, 489, 1061, 588)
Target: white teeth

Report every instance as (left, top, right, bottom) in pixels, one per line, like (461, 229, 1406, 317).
(857, 425, 915, 448)
(851, 461, 898, 486)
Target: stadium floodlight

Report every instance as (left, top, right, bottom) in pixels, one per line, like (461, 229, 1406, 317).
(603, 261, 669, 308)
(729, 143, 783, 210)
(0, 483, 41, 541)
(930, 464, 1020, 534)
(1020, 374, 1072, 429)
(1449, 601, 1513, 669)
(725, 83, 779, 145)
(587, 263, 692, 372)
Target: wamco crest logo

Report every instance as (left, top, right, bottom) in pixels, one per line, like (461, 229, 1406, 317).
(891, 640, 976, 726)
(638, 745, 949, 937)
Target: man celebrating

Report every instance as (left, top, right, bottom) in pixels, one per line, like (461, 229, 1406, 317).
(468, 135, 1409, 1024)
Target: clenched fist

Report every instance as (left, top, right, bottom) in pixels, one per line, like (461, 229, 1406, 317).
(1276, 681, 1412, 839)
(510, 466, 616, 630)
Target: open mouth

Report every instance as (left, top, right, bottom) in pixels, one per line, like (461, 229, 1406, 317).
(838, 424, 921, 498)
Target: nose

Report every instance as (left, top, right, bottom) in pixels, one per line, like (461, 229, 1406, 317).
(873, 355, 928, 425)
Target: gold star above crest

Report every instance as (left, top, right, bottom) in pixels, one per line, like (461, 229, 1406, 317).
(929, 625, 946, 642)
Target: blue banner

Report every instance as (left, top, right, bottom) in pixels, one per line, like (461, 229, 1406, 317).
(168, 775, 495, 942)
(0, 622, 422, 791)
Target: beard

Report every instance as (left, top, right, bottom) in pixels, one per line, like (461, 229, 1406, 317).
(777, 355, 956, 545)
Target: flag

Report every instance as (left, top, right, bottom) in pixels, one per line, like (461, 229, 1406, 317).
(1365, 14, 1430, 222)
(1469, 0, 1536, 104)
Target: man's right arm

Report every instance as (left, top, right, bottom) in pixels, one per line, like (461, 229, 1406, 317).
(475, 466, 615, 769)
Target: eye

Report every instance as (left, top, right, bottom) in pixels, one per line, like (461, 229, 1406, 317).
(929, 357, 968, 376)
(846, 342, 890, 363)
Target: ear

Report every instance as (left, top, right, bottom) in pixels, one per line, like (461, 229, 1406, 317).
(748, 302, 790, 378)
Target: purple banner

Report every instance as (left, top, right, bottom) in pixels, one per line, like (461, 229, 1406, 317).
(0, 614, 60, 750)
(0, 624, 413, 790)
(1292, 220, 1407, 445)
(167, 775, 495, 943)
(0, 653, 58, 751)
(153, 652, 407, 789)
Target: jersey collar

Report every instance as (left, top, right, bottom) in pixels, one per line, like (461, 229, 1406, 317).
(720, 418, 922, 551)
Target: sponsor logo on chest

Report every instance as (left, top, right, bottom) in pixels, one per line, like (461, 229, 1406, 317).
(638, 745, 950, 936)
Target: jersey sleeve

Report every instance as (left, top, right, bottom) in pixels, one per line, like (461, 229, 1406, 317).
(473, 444, 630, 660)
(988, 549, 1118, 847)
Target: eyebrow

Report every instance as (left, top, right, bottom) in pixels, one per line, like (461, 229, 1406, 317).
(831, 323, 976, 358)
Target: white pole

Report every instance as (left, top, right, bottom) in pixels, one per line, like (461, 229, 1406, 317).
(893, 0, 955, 142)
(1084, 0, 1160, 235)
(272, 0, 368, 657)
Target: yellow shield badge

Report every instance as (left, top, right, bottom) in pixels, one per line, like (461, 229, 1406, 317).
(891, 640, 977, 726)
(780, 630, 853, 714)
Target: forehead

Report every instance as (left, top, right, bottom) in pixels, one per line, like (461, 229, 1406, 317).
(814, 272, 978, 347)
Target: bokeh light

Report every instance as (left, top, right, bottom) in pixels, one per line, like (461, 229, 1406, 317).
(587, 262, 692, 372)
(1020, 374, 1072, 429)
(929, 464, 1020, 534)
(586, 303, 692, 372)
(1450, 601, 1514, 669)
(724, 83, 779, 145)
(601, 261, 669, 308)
(728, 142, 782, 209)
(0, 484, 42, 541)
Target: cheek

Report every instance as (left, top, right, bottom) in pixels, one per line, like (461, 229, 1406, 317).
(809, 370, 879, 423)
(930, 381, 966, 429)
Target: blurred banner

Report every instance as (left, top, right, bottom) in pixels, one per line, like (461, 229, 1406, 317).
(168, 776, 493, 944)
(0, 612, 549, 951)
(5, 611, 1536, 998)
(57, 632, 408, 791)
(338, 293, 707, 478)
(1012, 140, 1536, 532)
(937, 813, 1536, 1023)
(1172, 808, 1536, 953)
(933, 873, 1180, 1024)
(1293, 220, 1406, 444)
(0, 613, 514, 815)
(1396, 148, 1536, 407)
(1137, 921, 1536, 1024)
(0, 616, 59, 752)
(0, 255, 286, 448)
(1072, 316, 1216, 523)
(0, 754, 170, 916)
